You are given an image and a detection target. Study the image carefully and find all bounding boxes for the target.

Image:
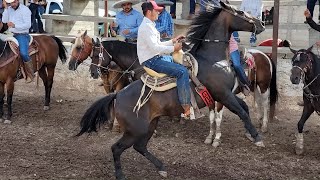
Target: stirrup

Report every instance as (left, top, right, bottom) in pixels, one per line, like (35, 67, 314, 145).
(180, 107, 195, 120)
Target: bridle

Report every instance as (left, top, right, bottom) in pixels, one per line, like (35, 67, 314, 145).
(292, 50, 320, 114)
(70, 36, 94, 64)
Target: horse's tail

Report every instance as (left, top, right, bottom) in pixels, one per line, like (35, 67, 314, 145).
(76, 93, 117, 136)
(269, 57, 278, 106)
(51, 36, 67, 64)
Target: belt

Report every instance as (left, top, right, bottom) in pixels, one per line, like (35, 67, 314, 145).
(13, 33, 29, 35)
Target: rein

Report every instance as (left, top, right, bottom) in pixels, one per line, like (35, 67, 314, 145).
(293, 50, 320, 114)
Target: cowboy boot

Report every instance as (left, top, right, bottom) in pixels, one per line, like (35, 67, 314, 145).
(24, 61, 34, 83)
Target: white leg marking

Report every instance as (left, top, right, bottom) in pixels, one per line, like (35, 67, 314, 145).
(212, 107, 224, 147)
(204, 109, 215, 144)
(295, 133, 304, 155)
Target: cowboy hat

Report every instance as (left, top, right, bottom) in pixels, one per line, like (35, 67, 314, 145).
(155, 0, 173, 6)
(5, 0, 15, 3)
(112, 0, 141, 9)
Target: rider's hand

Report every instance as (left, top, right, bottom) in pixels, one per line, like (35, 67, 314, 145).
(7, 22, 15, 28)
(122, 29, 130, 35)
(304, 9, 311, 18)
(173, 35, 185, 43)
(174, 42, 182, 52)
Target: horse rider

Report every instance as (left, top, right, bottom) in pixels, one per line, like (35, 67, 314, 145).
(154, 0, 174, 40)
(2, 0, 34, 83)
(138, 1, 192, 118)
(111, 0, 143, 43)
(230, 33, 251, 95)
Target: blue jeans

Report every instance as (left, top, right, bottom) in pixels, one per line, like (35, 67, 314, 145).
(143, 55, 191, 105)
(170, 0, 195, 14)
(250, 33, 257, 44)
(14, 34, 30, 62)
(230, 50, 249, 85)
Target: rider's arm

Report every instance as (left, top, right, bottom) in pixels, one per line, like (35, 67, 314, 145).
(306, 17, 320, 32)
(142, 24, 174, 55)
(2, 8, 9, 23)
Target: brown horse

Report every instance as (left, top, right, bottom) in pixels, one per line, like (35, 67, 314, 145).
(0, 35, 67, 123)
(205, 48, 278, 147)
(77, 2, 265, 179)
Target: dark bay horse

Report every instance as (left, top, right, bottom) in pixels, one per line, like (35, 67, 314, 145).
(0, 35, 67, 123)
(289, 46, 320, 155)
(205, 48, 278, 147)
(77, 2, 265, 179)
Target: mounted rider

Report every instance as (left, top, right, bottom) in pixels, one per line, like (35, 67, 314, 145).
(111, 0, 143, 43)
(138, 1, 193, 119)
(2, 0, 34, 83)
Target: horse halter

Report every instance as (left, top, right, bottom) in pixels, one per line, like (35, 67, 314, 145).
(71, 36, 94, 63)
(292, 51, 313, 75)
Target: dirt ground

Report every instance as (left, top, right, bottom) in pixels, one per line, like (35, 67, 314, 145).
(0, 59, 320, 180)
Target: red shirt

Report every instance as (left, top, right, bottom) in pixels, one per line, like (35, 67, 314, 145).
(258, 39, 283, 47)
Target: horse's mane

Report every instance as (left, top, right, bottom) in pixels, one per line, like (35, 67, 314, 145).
(101, 40, 137, 56)
(187, 7, 222, 45)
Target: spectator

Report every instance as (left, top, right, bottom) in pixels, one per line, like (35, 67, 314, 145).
(239, 0, 263, 47)
(155, 0, 174, 39)
(38, 0, 46, 15)
(170, 0, 196, 19)
(29, 0, 46, 33)
(111, 0, 143, 43)
(306, 0, 320, 23)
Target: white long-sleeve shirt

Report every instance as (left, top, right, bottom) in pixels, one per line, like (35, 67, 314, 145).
(2, 4, 31, 34)
(240, 0, 263, 19)
(137, 17, 174, 64)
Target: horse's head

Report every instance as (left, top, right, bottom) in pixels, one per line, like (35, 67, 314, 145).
(289, 46, 314, 84)
(68, 30, 94, 71)
(219, 1, 265, 34)
(89, 38, 112, 79)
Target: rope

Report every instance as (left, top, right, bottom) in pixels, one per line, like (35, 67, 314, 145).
(133, 75, 158, 115)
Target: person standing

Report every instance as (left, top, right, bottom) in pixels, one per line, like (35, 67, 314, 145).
(306, 0, 320, 23)
(155, 0, 174, 39)
(29, 0, 45, 33)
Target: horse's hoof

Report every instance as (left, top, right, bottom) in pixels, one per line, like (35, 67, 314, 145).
(204, 137, 213, 144)
(254, 141, 265, 147)
(295, 147, 304, 155)
(212, 140, 220, 148)
(4, 120, 12, 124)
(245, 133, 254, 142)
(158, 171, 168, 178)
(43, 106, 50, 111)
(261, 126, 268, 133)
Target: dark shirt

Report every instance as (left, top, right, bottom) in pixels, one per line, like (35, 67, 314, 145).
(307, 17, 320, 32)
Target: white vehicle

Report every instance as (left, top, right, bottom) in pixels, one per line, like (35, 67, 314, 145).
(44, 0, 63, 14)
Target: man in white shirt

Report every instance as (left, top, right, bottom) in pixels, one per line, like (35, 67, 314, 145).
(137, 1, 192, 118)
(3, 0, 34, 83)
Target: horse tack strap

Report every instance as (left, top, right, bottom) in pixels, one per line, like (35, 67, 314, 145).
(195, 85, 214, 108)
(0, 54, 18, 68)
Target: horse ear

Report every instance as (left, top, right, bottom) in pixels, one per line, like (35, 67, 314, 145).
(96, 37, 101, 45)
(83, 30, 88, 37)
(307, 45, 314, 52)
(71, 38, 75, 44)
(289, 47, 297, 54)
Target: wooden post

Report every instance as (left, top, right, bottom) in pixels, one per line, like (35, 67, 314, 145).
(270, 0, 280, 122)
(104, 0, 108, 37)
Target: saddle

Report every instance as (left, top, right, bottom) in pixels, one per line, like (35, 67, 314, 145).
(135, 50, 213, 119)
(0, 34, 40, 80)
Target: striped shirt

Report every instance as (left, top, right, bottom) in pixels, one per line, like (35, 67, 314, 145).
(2, 4, 31, 34)
(240, 0, 263, 19)
(155, 9, 174, 38)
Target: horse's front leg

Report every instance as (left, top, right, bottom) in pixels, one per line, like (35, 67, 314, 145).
(204, 108, 216, 144)
(212, 104, 224, 148)
(4, 79, 14, 124)
(295, 102, 314, 155)
(0, 82, 5, 122)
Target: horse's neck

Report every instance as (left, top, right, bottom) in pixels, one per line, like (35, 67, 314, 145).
(195, 23, 231, 62)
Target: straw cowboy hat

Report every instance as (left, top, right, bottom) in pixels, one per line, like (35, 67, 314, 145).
(112, 0, 141, 9)
(5, 0, 15, 3)
(154, 0, 174, 6)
